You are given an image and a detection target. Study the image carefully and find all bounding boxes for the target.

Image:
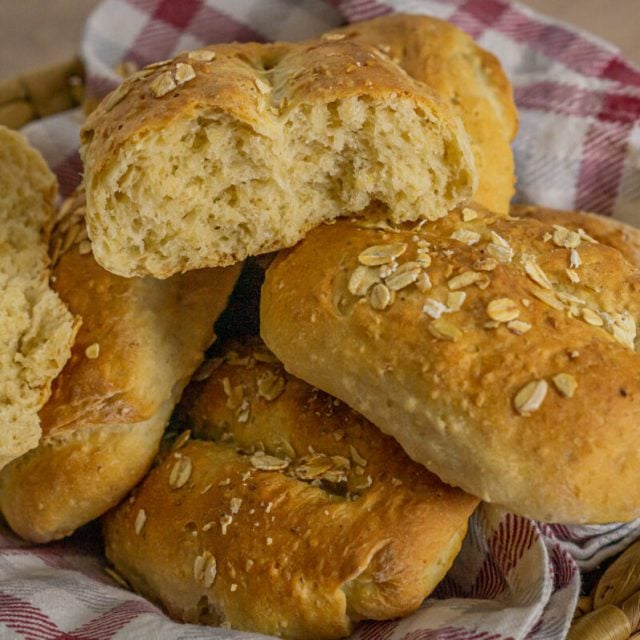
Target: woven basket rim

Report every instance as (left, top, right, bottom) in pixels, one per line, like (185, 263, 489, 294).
(0, 56, 84, 130)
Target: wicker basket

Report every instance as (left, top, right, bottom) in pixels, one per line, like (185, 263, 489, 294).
(0, 57, 84, 130)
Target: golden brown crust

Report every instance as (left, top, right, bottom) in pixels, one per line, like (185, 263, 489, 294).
(512, 204, 640, 268)
(0, 412, 170, 543)
(261, 208, 640, 524)
(328, 13, 518, 213)
(0, 190, 241, 542)
(103, 340, 478, 639)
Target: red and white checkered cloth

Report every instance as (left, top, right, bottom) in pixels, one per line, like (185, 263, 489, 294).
(11, 1, 640, 638)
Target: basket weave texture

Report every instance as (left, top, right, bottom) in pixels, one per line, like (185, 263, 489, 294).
(0, 57, 84, 130)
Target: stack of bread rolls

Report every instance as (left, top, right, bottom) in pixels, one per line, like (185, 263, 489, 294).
(0, 186, 240, 542)
(3, 12, 639, 640)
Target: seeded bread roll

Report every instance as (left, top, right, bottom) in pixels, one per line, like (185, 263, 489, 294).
(261, 207, 640, 524)
(80, 38, 477, 278)
(103, 340, 478, 639)
(0, 189, 240, 543)
(512, 204, 640, 267)
(0, 126, 78, 470)
(327, 13, 518, 214)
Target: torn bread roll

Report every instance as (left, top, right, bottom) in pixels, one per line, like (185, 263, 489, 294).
(0, 189, 240, 543)
(0, 126, 78, 470)
(103, 340, 478, 639)
(261, 207, 640, 524)
(327, 13, 518, 214)
(80, 38, 476, 278)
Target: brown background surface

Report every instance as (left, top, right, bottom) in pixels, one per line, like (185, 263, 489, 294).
(0, 1, 638, 80)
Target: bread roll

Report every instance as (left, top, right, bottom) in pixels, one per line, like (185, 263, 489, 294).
(0, 126, 78, 470)
(261, 207, 640, 524)
(80, 38, 476, 278)
(103, 340, 478, 639)
(512, 204, 640, 267)
(0, 189, 240, 542)
(327, 13, 518, 214)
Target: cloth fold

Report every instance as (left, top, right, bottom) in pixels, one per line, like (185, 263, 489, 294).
(8, 1, 640, 638)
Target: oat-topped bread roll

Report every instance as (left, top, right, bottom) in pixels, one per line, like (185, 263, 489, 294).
(103, 340, 478, 639)
(512, 204, 640, 267)
(0, 127, 78, 470)
(80, 38, 477, 278)
(0, 189, 240, 543)
(327, 13, 518, 214)
(261, 207, 640, 524)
